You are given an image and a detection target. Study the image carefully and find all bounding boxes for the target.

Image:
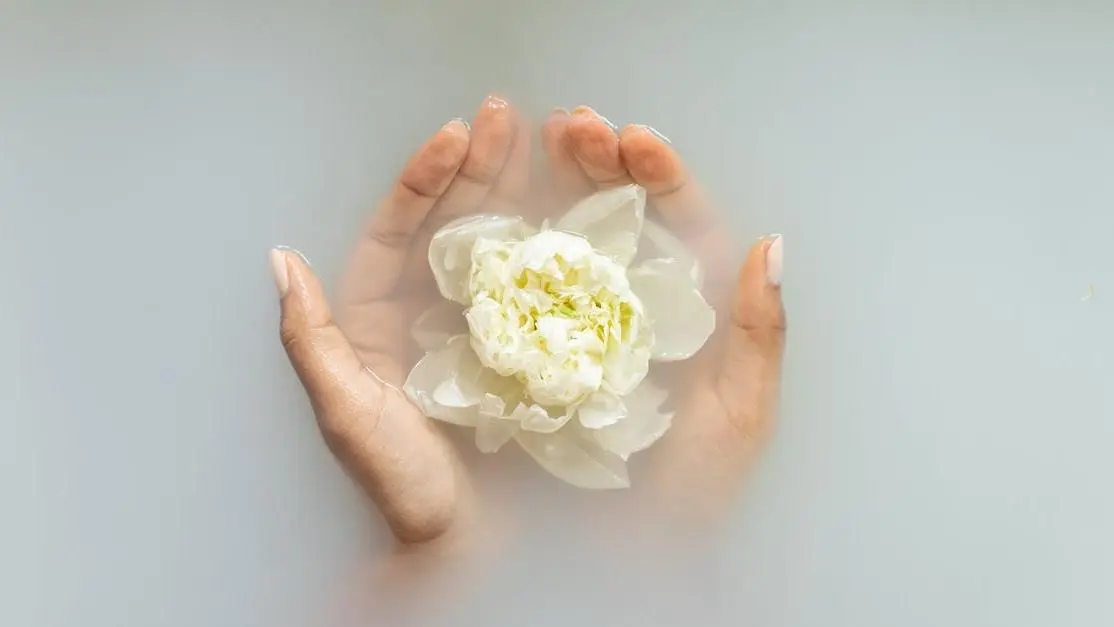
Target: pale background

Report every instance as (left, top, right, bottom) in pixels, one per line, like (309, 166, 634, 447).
(2, 1, 1112, 625)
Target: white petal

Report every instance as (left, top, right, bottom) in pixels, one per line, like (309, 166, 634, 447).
(411, 300, 468, 351)
(577, 392, 627, 430)
(555, 184, 646, 266)
(478, 393, 506, 418)
(514, 403, 573, 434)
(429, 215, 535, 304)
(638, 219, 702, 286)
(515, 431, 630, 489)
(629, 263, 716, 361)
(592, 380, 672, 460)
(602, 345, 651, 397)
(404, 335, 504, 426)
(475, 415, 518, 453)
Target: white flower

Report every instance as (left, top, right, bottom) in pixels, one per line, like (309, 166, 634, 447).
(404, 185, 715, 489)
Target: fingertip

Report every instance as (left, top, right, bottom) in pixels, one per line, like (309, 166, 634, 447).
(482, 93, 511, 114)
(765, 234, 783, 288)
(272, 247, 313, 306)
(541, 108, 595, 202)
(440, 118, 471, 139)
(734, 236, 786, 331)
(570, 105, 618, 132)
(435, 120, 472, 161)
(270, 248, 290, 297)
(566, 108, 627, 185)
(541, 109, 570, 148)
(277, 247, 331, 326)
(474, 94, 514, 132)
(398, 122, 471, 199)
(618, 124, 683, 189)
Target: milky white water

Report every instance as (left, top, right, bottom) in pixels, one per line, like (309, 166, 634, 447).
(2, 1, 1112, 626)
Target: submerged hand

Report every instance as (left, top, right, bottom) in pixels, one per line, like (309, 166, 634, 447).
(541, 107, 786, 524)
(272, 95, 529, 549)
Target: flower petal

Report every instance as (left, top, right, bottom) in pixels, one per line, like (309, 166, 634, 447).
(411, 300, 468, 351)
(577, 392, 627, 430)
(514, 403, 573, 434)
(555, 184, 646, 266)
(637, 219, 702, 286)
(475, 414, 519, 453)
(404, 335, 508, 426)
(629, 262, 716, 361)
(591, 380, 672, 460)
(429, 215, 535, 304)
(515, 431, 630, 489)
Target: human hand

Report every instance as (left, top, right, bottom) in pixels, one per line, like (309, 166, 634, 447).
(540, 106, 787, 527)
(271, 95, 529, 551)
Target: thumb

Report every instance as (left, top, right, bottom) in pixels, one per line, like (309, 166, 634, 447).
(715, 235, 787, 442)
(270, 248, 464, 545)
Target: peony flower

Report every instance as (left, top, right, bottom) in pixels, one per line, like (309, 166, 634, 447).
(403, 185, 715, 489)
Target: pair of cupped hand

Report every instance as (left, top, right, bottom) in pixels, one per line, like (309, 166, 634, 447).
(270, 95, 786, 552)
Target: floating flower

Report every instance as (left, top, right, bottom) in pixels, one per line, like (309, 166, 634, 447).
(404, 185, 715, 489)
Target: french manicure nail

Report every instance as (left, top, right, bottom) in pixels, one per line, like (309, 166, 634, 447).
(444, 117, 469, 131)
(275, 245, 312, 268)
(641, 125, 671, 145)
(269, 249, 289, 296)
(765, 235, 783, 286)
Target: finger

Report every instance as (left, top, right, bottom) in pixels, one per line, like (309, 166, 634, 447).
(566, 106, 632, 188)
(340, 119, 470, 303)
(618, 124, 719, 240)
(487, 108, 531, 212)
(715, 235, 786, 442)
(428, 94, 517, 229)
(541, 108, 594, 208)
(618, 123, 738, 292)
(272, 248, 463, 544)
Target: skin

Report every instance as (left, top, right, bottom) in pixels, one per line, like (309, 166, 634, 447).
(271, 96, 786, 558)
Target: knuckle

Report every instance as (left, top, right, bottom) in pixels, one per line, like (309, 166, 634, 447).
(399, 175, 442, 201)
(365, 224, 413, 251)
(458, 154, 504, 187)
(279, 318, 301, 352)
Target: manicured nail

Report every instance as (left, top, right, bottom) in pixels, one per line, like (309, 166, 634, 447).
(765, 235, 783, 286)
(485, 94, 509, 111)
(640, 124, 671, 145)
(578, 106, 618, 132)
(275, 245, 311, 268)
(444, 117, 469, 132)
(269, 249, 289, 296)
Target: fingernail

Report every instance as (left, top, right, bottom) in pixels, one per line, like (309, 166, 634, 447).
(765, 235, 783, 286)
(444, 117, 469, 131)
(269, 249, 289, 296)
(640, 124, 671, 145)
(578, 106, 618, 132)
(551, 106, 570, 116)
(275, 245, 312, 268)
(484, 94, 509, 110)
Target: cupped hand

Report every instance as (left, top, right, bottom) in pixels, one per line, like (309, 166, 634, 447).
(272, 95, 529, 549)
(541, 106, 786, 525)
(272, 98, 786, 555)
